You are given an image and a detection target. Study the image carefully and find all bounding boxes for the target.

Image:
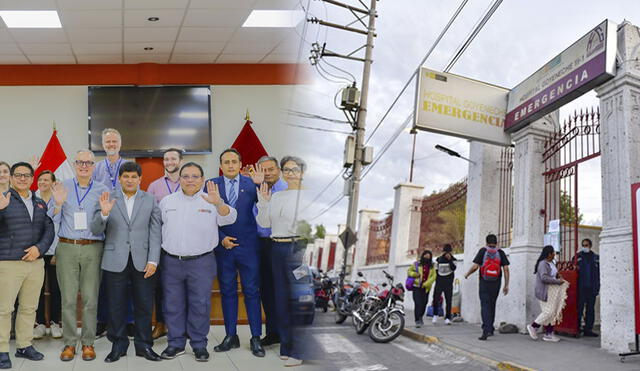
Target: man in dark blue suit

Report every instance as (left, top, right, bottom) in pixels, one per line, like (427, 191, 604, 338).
(208, 149, 265, 357)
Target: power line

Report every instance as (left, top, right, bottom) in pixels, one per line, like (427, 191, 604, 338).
(364, 0, 469, 145)
(287, 109, 350, 124)
(308, 194, 346, 221)
(362, 113, 413, 179)
(284, 123, 352, 134)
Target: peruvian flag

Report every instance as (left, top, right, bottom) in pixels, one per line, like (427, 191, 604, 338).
(221, 114, 268, 175)
(30, 130, 75, 191)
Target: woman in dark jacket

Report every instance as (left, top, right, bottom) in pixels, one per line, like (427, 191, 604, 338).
(527, 245, 568, 342)
(432, 244, 457, 325)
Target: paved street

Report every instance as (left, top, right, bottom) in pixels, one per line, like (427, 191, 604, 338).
(304, 310, 493, 371)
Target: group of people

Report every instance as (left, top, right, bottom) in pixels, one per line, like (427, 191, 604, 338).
(0, 128, 308, 369)
(409, 234, 600, 342)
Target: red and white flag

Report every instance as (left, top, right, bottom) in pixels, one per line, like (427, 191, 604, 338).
(30, 129, 74, 191)
(220, 113, 269, 175)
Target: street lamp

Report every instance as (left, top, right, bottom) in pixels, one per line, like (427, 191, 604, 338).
(435, 144, 475, 164)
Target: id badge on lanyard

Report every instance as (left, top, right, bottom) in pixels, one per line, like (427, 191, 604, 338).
(74, 181, 93, 230)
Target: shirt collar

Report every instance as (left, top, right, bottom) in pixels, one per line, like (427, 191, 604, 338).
(224, 174, 240, 185)
(121, 189, 138, 200)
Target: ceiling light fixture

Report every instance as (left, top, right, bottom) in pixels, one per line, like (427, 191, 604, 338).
(242, 10, 305, 28)
(147, 17, 159, 21)
(144, 47, 154, 50)
(0, 10, 62, 28)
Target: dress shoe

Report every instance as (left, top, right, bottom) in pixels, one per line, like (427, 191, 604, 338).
(0, 353, 11, 369)
(260, 333, 280, 346)
(160, 346, 185, 360)
(15, 346, 44, 361)
(60, 346, 76, 361)
(583, 330, 599, 337)
(193, 348, 209, 362)
(478, 332, 489, 341)
(213, 335, 240, 352)
(135, 347, 162, 361)
(82, 345, 96, 361)
(104, 349, 126, 363)
(250, 336, 265, 357)
(152, 323, 168, 339)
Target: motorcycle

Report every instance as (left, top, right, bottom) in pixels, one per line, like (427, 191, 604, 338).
(334, 271, 368, 324)
(314, 273, 333, 312)
(365, 270, 405, 343)
(352, 281, 385, 334)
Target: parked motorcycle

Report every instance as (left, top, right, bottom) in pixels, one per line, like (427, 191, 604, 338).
(314, 273, 333, 312)
(366, 270, 405, 343)
(352, 281, 386, 334)
(334, 271, 368, 324)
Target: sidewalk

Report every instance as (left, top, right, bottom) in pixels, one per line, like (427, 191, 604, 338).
(402, 311, 640, 371)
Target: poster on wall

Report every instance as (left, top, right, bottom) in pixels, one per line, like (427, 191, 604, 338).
(631, 183, 640, 334)
(505, 19, 617, 133)
(414, 68, 512, 146)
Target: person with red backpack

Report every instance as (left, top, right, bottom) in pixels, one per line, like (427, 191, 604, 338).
(406, 250, 436, 328)
(464, 234, 510, 340)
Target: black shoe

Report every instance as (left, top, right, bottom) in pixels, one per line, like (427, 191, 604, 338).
(478, 332, 489, 341)
(213, 335, 240, 352)
(193, 348, 210, 362)
(250, 336, 265, 357)
(15, 346, 44, 361)
(96, 322, 108, 338)
(583, 330, 599, 337)
(160, 346, 185, 360)
(0, 353, 11, 369)
(135, 347, 162, 361)
(104, 349, 127, 363)
(126, 324, 135, 339)
(260, 333, 280, 346)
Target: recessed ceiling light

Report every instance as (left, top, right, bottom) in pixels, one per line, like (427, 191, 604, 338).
(147, 17, 159, 21)
(0, 10, 62, 28)
(144, 47, 154, 50)
(242, 10, 305, 28)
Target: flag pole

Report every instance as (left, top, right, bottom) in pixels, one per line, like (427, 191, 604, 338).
(53, 121, 57, 131)
(245, 109, 250, 122)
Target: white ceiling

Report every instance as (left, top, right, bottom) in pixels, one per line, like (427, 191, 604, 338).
(0, 0, 303, 64)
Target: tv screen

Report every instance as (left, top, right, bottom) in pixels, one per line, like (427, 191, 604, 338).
(88, 86, 212, 156)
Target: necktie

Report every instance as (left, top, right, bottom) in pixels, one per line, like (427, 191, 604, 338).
(228, 179, 237, 207)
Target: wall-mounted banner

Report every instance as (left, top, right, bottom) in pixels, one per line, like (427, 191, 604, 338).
(414, 68, 511, 146)
(505, 19, 617, 133)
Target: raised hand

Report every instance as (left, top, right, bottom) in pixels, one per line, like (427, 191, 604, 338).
(51, 182, 68, 206)
(0, 192, 10, 210)
(249, 163, 265, 185)
(202, 181, 223, 206)
(99, 191, 116, 216)
(258, 182, 272, 202)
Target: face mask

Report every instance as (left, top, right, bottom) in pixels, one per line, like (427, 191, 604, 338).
(582, 247, 591, 253)
(421, 257, 431, 264)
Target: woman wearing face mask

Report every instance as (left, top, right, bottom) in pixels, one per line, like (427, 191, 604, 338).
(406, 250, 436, 327)
(0, 162, 10, 194)
(527, 245, 569, 342)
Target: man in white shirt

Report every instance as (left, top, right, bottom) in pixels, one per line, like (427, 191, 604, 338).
(158, 162, 236, 362)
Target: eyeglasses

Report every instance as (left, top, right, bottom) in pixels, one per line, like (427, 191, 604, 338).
(12, 173, 33, 179)
(180, 175, 202, 181)
(282, 167, 301, 175)
(75, 160, 95, 167)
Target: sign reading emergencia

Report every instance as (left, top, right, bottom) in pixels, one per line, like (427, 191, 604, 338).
(504, 19, 617, 133)
(414, 68, 511, 146)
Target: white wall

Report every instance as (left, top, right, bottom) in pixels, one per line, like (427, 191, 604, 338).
(0, 85, 297, 179)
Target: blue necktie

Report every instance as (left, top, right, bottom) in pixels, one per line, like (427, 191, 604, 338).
(228, 179, 237, 207)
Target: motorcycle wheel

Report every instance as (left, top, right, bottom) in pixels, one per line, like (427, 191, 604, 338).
(368, 311, 405, 343)
(335, 311, 347, 324)
(354, 317, 369, 334)
(322, 302, 328, 312)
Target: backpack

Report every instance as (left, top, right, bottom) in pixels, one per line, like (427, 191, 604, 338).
(405, 262, 419, 290)
(480, 248, 501, 281)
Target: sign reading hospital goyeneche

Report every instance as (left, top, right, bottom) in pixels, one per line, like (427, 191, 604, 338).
(505, 19, 617, 133)
(414, 68, 511, 146)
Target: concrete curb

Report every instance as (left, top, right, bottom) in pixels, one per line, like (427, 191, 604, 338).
(402, 328, 536, 371)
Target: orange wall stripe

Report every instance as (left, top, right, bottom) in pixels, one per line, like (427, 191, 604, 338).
(0, 63, 310, 86)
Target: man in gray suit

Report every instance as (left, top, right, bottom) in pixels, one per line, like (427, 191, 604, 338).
(90, 162, 162, 363)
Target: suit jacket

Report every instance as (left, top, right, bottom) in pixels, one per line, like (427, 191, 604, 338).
(208, 175, 258, 250)
(90, 189, 161, 273)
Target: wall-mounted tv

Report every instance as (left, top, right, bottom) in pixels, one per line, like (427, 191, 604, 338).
(88, 85, 212, 156)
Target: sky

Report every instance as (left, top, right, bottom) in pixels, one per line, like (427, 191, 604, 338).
(286, 0, 640, 234)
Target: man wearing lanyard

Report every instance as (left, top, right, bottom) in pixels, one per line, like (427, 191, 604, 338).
(159, 162, 236, 362)
(50, 150, 110, 362)
(251, 156, 287, 347)
(146, 148, 182, 339)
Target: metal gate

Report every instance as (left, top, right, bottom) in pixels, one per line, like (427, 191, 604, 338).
(542, 108, 600, 335)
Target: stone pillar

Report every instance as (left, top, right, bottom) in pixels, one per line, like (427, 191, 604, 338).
(461, 141, 504, 324)
(389, 183, 424, 275)
(335, 224, 346, 272)
(499, 114, 557, 330)
(353, 209, 380, 273)
(595, 22, 640, 353)
(320, 234, 333, 272)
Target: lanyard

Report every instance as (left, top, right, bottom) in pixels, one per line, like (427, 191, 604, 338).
(164, 177, 180, 194)
(74, 180, 93, 209)
(105, 158, 122, 188)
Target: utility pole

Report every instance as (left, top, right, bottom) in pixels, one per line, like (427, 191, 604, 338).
(309, 0, 378, 284)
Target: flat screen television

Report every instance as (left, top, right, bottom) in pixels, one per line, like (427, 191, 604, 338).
(88, 85, 212, 156)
